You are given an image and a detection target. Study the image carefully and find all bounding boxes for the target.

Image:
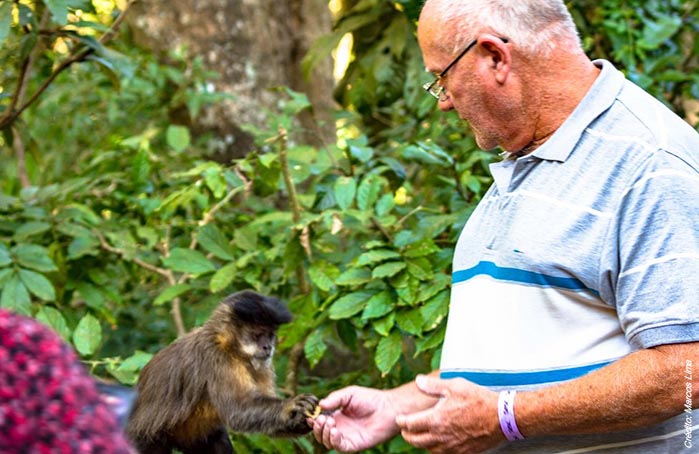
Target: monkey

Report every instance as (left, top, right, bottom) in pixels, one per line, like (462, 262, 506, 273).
(126, 290, 319, 454)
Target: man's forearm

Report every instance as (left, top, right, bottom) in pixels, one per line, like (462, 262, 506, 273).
(517, 342, 698, 437)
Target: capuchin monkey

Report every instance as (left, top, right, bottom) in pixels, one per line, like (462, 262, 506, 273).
(126, 290, 319, 454)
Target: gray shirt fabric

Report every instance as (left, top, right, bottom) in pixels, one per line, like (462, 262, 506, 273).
(440, 60, 699, 453)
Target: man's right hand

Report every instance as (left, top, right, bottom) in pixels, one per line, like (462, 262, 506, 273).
(309, 385, 402, 452)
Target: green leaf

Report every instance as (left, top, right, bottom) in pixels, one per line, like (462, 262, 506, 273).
(372, 261, 406, 279)
(45, 0, 69, 25)
(334, 176, 357, 210)
(60, 203, 101, 225)
(357, 174, 382, 211)
(421, 290, 450, 331)
(91, 45, 135, 81)
(73, 314, 102, 356)
(401, 144, 450, 167)
(154, 284, 193, 306)
(85, 54, 121, 90)
(417, 274, 450, 304)
(259, 153, 277, 168)
(166, 125, 191, 153)
(234, 225, 258, 251)
(18, 268, 55, 301)
(197, 224, 235, 260)
(282, 87, 312, 115)
(210, 262, 236, 293)
(131, 147, 151, 189)
(415, 324, 446, 356)
(0, 243, 11, 267)
(356, 249, 401, 266)
(67, 235, 100, 259)
(335, 268, 372, 286)
(348, 141, 374, 163)
(19, 29, 37, 61)
(304, 329, 328, 369)
(639, 13, 682, 49)
(0, 268, 12, 287)
(204, 166, 227, 198)
(35, 306, 71, 342)
(0, 2, 14, 46)
(117, 350, 153, 372)
(0, 274, 32, 315)
(406, 257, 434, 281)
(362, 290, 394, 320)
(13, 244, 58, 272)
(328, 291, 375, 320)
(76, 282, 105, 310)
(372, 312, 395, 336)
(301, 32, 344, 79)
(375, 331, 402, 376)
(403, 239, 440, 258)
(308, 261, 338, 292)
(162, 248, 216, 274)
(396, 308, 424, 336)
(375, 193, 395, 217)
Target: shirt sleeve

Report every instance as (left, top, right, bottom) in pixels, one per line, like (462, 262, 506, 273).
(603, 151, 699, 349)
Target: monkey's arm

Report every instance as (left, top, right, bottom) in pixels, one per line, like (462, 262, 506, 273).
(215, 393, 317, 436)
(207, 364, 317, 437)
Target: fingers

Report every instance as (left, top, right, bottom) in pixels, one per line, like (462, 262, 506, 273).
(311, 414, 346, 451)
(397, 409, 447, 450)
(395, 407, 437, 435)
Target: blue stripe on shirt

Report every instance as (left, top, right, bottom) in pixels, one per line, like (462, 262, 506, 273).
(452, 261, 598, 296)
(440, 360, 613, 386)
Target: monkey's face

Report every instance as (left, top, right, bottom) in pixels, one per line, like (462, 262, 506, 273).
(239, 325, 277, 361)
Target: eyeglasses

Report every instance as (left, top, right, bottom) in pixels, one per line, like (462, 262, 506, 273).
(423, 37, 509, 102)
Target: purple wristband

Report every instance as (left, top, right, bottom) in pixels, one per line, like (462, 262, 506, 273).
(498, 390, 525, 441)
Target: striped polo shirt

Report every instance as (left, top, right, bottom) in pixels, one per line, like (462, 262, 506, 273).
(440, 60, 699, 453)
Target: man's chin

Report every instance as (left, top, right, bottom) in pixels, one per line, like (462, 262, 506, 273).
(473, 134, 500, 152)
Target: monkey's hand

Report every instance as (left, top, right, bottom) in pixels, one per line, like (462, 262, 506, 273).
(281, 394, 319, 435)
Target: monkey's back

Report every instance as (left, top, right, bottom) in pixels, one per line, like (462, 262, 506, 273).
(126, 327, 223, 444)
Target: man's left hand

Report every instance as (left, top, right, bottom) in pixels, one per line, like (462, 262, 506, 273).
(395, 375, 506, 454)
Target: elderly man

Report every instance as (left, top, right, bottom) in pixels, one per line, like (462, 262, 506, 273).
(310, 0, 699, 453)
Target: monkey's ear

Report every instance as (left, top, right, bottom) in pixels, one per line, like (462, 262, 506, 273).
(226, 290, 293, 326)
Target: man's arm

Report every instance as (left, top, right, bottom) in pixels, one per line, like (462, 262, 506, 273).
(518, 342, 698, 435)
(396, 342, 698, 454)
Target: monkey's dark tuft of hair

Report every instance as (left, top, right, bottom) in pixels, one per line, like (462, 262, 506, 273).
(226, 290, 293, 326)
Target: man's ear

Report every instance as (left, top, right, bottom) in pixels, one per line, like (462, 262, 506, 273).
(478, 34, 511, 84)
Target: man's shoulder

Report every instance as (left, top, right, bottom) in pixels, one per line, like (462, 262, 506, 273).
(610, 78, 699, 169)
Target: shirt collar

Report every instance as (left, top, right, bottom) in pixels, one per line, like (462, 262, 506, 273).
(529, 59, 625, 163)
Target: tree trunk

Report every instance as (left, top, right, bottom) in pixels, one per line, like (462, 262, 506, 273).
(127, 0, 336, 159)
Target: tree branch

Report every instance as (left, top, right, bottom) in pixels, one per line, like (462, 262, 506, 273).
(10, 125, 30, 188)
(0, 0, 138, 130)
(96, 228, 187, 337)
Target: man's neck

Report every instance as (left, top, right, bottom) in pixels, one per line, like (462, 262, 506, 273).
(513, 53, 601, 155)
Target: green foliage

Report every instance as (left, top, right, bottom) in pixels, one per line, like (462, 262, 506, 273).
(571, 0, 699, 115)
(0, 1, 697, 453)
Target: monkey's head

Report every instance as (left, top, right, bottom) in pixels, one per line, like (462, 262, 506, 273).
(217, 290, 293, 362)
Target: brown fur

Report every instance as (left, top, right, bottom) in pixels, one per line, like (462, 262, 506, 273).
(126, 290, 318, 454)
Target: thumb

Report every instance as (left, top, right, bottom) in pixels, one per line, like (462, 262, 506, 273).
(414, 374, 448, 399)
(318, 386, 356, 411)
